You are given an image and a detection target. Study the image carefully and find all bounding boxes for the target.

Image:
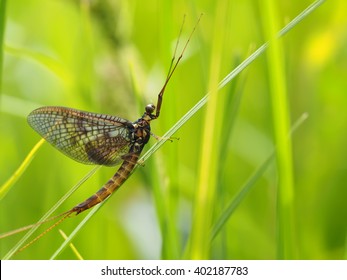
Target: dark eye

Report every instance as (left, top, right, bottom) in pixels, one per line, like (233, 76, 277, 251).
(145, 104, 155, 114)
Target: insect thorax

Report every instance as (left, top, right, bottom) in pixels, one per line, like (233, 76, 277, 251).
(131, 117, 151, 149)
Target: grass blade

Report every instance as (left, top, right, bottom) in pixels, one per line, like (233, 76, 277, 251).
(260, 0, 315, 259)
(0, 139, 45, 200)
(58, 229, 84, 260)
(211, 155, 275, 241)
(189, 0, 228, 259)
(210, 113, 308, 243)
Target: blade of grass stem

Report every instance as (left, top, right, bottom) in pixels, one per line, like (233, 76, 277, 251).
(189, 0, 228, 259)
(214, 62, 248, 259)
(58, 229, 84, 260)
(261, 0, 297, 259)
(0, 139, 44, 200)
(211, 154, 274, 241)
(210, 113, 308, 243)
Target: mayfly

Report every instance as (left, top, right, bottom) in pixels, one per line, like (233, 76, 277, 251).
(1, 15, 202, 254)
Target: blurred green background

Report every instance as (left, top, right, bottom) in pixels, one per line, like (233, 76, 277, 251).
(1, 0, 347, 260)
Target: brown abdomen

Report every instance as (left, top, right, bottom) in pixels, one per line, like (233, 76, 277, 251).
(71, 151, 140, 215)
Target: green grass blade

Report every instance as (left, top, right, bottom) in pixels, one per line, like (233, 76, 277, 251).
(262, 0, 295, 260)
(260, 0, 313, 259)
(58, 229, 84, 260)
(210, 113, 308, 243)
(0, 139, 44, 200)
(277, 0, 325, 38)
(211, 154, 275, 241)
(189, 0, 228, 260)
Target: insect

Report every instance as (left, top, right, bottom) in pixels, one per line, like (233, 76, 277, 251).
(27, 105, 154, 215)
(1, 15, 201, 255)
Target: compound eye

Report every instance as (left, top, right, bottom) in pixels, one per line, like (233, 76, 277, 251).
(145, 104, 155, 114)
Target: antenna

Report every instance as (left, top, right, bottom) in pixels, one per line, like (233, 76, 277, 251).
(155, 13, 203, 118)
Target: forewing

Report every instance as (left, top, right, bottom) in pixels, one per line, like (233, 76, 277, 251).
(27, 106, 134, 166)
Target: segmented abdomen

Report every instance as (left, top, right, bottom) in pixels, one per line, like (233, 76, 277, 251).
(72, 150, 140, 214)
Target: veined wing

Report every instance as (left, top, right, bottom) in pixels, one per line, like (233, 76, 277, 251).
(27, 106, 134, 166)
